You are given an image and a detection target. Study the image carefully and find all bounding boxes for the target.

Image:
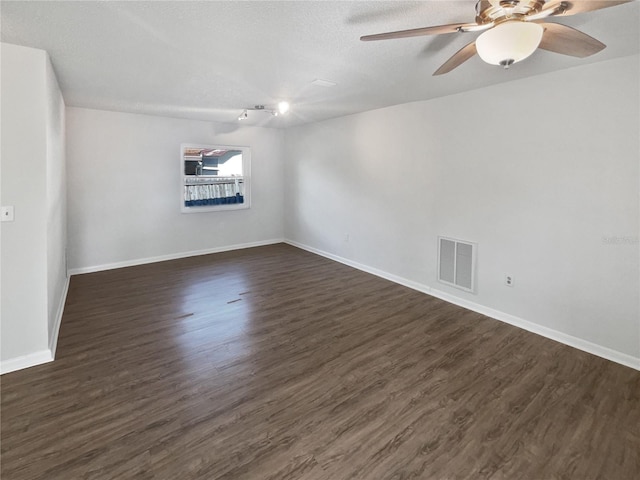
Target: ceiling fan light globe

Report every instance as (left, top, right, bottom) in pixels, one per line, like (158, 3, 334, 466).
(476, 21, 544, 66)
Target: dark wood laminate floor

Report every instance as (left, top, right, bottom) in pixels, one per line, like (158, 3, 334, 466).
(1, 244, 639, 479)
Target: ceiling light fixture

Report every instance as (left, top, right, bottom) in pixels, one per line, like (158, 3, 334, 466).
(277, 101, 290, 115)
(237, 102, 291, 121)
(475, 21, 544, 68)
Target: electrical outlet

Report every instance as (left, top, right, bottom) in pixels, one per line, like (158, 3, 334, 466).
(505, 275, 514, 287)
(344, 233, 350, 242)
(1, 206, 15, 222)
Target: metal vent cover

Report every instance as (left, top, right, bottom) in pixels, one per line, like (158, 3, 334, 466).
(438, 236, 477, 293)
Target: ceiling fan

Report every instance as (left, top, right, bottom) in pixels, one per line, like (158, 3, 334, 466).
(360, 0, 633, 75)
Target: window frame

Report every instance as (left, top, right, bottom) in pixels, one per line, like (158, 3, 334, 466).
(180, 143, 251, 214)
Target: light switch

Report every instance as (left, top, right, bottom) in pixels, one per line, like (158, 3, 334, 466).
(1, 206, 15, 222)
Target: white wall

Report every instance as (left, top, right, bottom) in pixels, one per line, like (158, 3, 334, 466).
(66, 108, 285, 271)
(45, 52, 67, 345)
(284, 56, 640, 365)
(1, 43, 67, 369)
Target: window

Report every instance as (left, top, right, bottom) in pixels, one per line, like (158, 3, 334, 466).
(180, 144, 250, 213)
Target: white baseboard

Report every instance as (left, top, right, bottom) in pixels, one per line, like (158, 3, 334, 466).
(285, 240, 640, 371)
(1, 276, 70, 375)
(0, 350, 53, 375)
(49, 276, 70, 358)
(68, 238, 285, 276)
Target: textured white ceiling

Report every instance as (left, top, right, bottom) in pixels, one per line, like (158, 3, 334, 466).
(1, 1, 638, 128)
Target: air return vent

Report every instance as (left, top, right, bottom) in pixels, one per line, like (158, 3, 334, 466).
(438, 237, 477, 293)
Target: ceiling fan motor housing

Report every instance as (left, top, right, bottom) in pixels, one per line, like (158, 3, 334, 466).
(482, 0, 546, 21)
